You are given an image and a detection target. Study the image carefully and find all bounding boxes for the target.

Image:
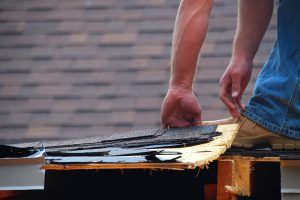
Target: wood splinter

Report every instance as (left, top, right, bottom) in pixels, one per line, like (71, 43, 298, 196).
(217, 159, 252, 200)
(224, 185, 243, 196)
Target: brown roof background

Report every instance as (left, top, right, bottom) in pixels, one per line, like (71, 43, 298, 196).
(0, 0, 277, 143)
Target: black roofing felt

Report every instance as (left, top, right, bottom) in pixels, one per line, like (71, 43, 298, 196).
(45, 125, 220, 164)
(8, 125, 220, 164)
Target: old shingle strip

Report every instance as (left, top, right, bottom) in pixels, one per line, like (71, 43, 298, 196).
(24, 125, 219, 154)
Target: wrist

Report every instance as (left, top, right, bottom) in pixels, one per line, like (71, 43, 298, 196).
(230, 53, 254, 66)
(232, 42, 256, 63)
(169, 79, 193, 93)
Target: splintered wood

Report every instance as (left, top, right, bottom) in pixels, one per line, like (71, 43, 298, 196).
(217, 159, 252, 200)
(158, 124, 239, 168)
(43, 123, 239, 171)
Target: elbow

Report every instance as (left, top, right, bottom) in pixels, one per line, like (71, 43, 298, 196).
(181, 0, 214, 7)
(182, 0, 213, 4)
(180, 0, 214, 15)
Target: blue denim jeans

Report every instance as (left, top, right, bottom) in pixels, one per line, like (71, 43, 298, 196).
(243, 0, 300, 139)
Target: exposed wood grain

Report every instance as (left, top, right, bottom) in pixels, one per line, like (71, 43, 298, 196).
(158, 124, 240, 167)
(217, 158, 252, 198)
(233, 160, 252, 196)
(217, 160, 235, 200)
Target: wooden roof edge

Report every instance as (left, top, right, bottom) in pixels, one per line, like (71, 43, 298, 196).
(219, 155, 280, 162)
(41, 156, 283, 171)
(42, 162, 193, 171)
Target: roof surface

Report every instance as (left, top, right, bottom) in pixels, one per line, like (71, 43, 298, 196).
(0, 0, 277, 143)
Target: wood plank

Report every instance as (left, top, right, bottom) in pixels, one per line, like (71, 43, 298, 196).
(0, 191, 19, 199)
(281, 160, 300, 167)
(217, 160, 235, 200)
(232, 159, 251, 196)
(217, 158, 252, 198)
(43, 162, 191, 171)
(204, 184, 217, 200)
(220, 156, 280, 162)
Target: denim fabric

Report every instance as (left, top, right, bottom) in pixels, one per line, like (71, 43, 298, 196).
(243, 0, 300, 139)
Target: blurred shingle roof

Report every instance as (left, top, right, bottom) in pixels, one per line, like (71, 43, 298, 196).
(0, 0, 276, 143)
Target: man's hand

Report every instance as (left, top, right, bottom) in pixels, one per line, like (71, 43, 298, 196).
(161, 88, 202, 128)
(219, 58, 253, 118)
(219, 0, 273, 118)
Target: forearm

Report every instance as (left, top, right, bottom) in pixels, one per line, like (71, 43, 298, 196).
(170, 0, 213, 91)
(232, 0, 274, 62)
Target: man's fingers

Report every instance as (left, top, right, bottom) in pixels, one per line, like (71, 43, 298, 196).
(161, 115, 167, 128)
(162, 122, 168, 129)
(237, 98, 245, 111)
(193, 121, 202, 126)
(231, 77, 247, 111)
(192, 114, 202, 126)
(168, 121, 191, 128)
(162, 117, 194, 128)
(232, 91, 244, 111)
(220, 83, 240, 118)
(231, 77, 241, 101)
(220, 95, 240, 118)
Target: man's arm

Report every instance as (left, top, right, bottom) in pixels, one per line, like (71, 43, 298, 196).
(220, 0, 274, 118)
(161, 0, 213, 128)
